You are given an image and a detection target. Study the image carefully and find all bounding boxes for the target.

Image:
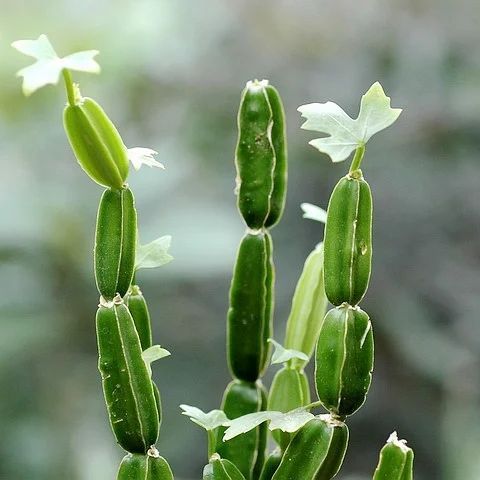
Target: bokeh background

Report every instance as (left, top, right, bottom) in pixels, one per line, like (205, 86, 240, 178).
(1, 0, 479, 479)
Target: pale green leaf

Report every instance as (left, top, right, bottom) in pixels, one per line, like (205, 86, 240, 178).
(298, 82, 402, 162)
(268, 339, 309, 365)
(180, 404, 229, 431)
(128, 147, 165, 171)
(301, 203, 327, 223)
(222, 412, 278, 441)
(268, 408, 314, 433)
(16, 60, 64, 97)
(62, 51, 100, 73)
(135, 235, 173, 270)
(12, 34, 100, 96)
(222, 409, 315, 441)
(356, 83, 402, 141)
(12, 34, 57, 59)
(142, 345, 171, 376)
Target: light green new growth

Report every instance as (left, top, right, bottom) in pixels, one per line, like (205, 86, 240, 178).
(128, 147, 165, 171)
(136, 235, 174, 270)
(298, 82, 402, 163)
(222, 409, 315, 441)
(268, 339, 309, 365)
(300, 203, 327, 223)
(180, 405, 230, 458)
(12, 34, 100, 96)
(142, 346, 171, 377)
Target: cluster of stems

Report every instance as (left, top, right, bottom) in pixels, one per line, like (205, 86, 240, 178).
(199, 81, 414, 480)
(14, 36, 415, 480)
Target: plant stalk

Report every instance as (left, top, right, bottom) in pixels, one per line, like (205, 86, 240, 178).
(349, 145, 365, 174)
(62, 69, 76, 107)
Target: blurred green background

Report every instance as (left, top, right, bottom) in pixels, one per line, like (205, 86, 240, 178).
(1, 0, 479, 479)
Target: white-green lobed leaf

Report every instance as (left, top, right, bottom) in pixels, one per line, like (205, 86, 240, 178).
(179, 404, 229, 431)
(128, 147, 165, 171)
(268, 408, 314, 433)
(301, 203, 327, 223)
(268, 339, 309, 365)
(12, 34, 100, 96)
(222, 411, 278, 441)
(222, 408, 315, 441)
(298, 82, 402, 163)
(142, 345, 171, 376)
(135, 235, 173, 270)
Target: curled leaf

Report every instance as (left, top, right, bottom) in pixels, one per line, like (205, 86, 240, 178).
(268, 339, 309, 365)
(142, 345, 171, 376)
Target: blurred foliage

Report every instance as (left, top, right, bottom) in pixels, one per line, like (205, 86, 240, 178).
(1, 0, 480, 479)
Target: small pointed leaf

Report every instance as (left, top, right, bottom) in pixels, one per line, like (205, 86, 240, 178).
(268, 339, 309, 365)
(298, 82, 402, 162)
(135, 235, 173, 270)
(142, 345, 171, 376)
(128, 147, 165, 171)
(301, 203, 327, 223)
(180, 404, 229, 431)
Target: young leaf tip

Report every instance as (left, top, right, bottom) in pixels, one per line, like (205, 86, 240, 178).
(128, 147, 164, 171)
(141, 345, 171, 376)
(12, 34, 100, 96)
(179, 404, 229, 431)
(268, 339, 309, 365)
(246, 78, 269, 91)
(387, 431, 411, 452)
(301, 203, 327, 223)
(297, 81, 402, 163)
(142, 345, 171, 362)
(135, 235, 173, 271)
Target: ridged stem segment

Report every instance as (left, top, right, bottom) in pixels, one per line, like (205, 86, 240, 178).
(271, 416, 349, 480)
(96, 297, 159, 453)
(220, 80, 288, 478)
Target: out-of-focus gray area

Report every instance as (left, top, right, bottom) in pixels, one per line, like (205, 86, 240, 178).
(1, 0, 479, 478)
